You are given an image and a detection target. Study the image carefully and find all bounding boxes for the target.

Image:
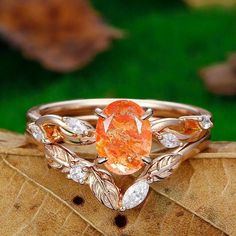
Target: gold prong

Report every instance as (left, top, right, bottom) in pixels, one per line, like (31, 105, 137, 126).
(96, 157, 108, 164)
(141, 108, 153, 120)
(119, 206, 126, 211)
(95, 108, 107, 119)
(142, 156, 152, 165)
(147, 176, 154, 184)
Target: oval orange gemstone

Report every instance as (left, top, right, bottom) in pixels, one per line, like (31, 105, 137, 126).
(96, 100, 152, 175)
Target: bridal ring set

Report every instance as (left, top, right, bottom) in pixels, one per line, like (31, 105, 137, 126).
(26, 99, 213, 211)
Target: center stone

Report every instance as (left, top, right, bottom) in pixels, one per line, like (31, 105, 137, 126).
(96, 100, 152, 175)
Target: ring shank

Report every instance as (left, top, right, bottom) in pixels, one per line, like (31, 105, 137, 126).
(27, 98, 211, 124)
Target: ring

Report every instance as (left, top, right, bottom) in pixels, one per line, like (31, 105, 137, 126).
(26, 99, 213, 211)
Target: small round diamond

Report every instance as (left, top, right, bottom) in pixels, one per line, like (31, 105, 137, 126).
(29, 123, 45, 141)
(70, 165, 87, 183)
(159, 133, 180, 148)
(200, 115, 213, 129)
(122, 180, 149, 209)
(63, 117, 90, 134)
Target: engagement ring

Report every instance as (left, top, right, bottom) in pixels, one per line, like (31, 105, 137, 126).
(26, 99, 213, 211)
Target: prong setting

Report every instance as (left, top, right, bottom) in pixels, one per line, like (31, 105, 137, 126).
(141, 108, 153, 120)
(119, 206, 126, 211)
(96, 157, 108, 164)
(142, 156, 152, 165)
(147, 176, 154, 184)
(95, 108, 107, 119)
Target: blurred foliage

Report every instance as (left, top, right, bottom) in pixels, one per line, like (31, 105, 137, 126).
(0, 0, 236, 140)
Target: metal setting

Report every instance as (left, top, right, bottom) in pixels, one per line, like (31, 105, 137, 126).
(26, 99, 213, 211)
(141, 108, 153, 120)
(96, 157, 108, 164)
(142, 156, 153, 165)
(95, 108, 108, 119)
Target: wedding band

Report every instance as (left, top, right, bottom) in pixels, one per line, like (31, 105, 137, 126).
(26, 99, 213, 211)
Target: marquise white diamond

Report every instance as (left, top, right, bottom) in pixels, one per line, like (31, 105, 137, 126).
(122, 180, 149, 209)
(70, 165, 87, 183)
(63, 117, 92, 134)
(28, 123, 45, 142)
(159, 133, 180, 148)
(200, 115, 213, 129)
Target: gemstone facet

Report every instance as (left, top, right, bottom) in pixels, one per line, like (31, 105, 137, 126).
(63, 117, 91, 134)
(69, 165, 87, 183)
(122, 180, 149, 209)
(199, 115, 213, 130)
(96, 100, 152, 175)
(29, 123, 45, 142)
(159, 133, 180, 148)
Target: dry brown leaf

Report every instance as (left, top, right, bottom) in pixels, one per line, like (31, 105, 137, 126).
(185, 0, 236, 7)
(0, 0, 121, 72)
(200, 63, 236, 96)
(0, 130, 235, 235)
(200, 53, 236, 96)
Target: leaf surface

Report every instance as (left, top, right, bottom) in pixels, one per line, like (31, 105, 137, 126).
(0, 0, 121, 72)
(0, 130, 234, 235)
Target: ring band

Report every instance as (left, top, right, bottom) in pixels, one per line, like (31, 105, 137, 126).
(26, 99, 213, 211)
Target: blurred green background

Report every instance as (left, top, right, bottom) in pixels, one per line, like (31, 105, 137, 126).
(0, 1, 236, 140)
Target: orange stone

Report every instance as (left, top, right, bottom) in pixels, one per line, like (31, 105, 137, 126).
(96, 100, 152, 175)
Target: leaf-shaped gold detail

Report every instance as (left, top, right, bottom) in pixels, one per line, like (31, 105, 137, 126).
(152, 154, 182, 181)
(88, 167, 120, 210)
(45, 144, 75, 168)
(139, 153, 182, 182)
(44, 144, 92, 171)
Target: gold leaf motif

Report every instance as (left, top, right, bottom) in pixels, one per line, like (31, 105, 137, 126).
(44, 144, 76, 168)
(140, 153, 181, 182)
(44, 144, 93, 173)
(88, 167, 120, 210)
(152, 154, 181, 181)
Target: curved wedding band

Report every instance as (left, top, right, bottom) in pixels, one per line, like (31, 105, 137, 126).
(26, 99, 213, 211)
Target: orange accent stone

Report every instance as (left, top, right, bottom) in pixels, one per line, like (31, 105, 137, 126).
(183, 119, 205, 141)
(43, 125, 62, 142)
(184, 120, 202, 135)
(96, 100, 152, 175)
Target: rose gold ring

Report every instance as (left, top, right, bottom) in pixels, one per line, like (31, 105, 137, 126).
(26, 99, 213, 211)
